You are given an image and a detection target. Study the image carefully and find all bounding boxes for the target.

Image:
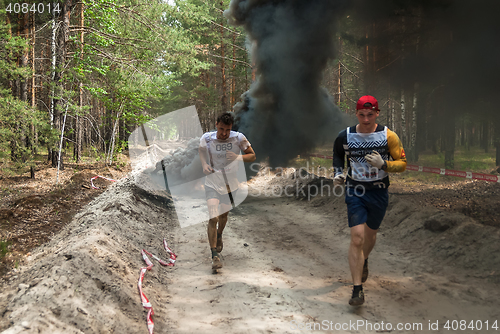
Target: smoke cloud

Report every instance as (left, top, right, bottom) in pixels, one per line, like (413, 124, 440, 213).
(225, 0, 352, 167)
(349, 0, 500, 115)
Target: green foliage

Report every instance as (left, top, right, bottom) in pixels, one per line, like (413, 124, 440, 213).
(72, 0, 211, 134)
(417, 147, 496, 172)
(90, 145, 106, 162)
(0, 0, 251, 165)
(0, 4, 58, 163)
(0, 240, 9, 260)
(114, 139, 128, 154)
(152, 0, 251, 121)
(0, 92, 57, 163)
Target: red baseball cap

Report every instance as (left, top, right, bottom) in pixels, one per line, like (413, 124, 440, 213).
(356, 95, 380, 111)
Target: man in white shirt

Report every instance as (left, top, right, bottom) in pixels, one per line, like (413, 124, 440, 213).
(199, 113, 256, 270)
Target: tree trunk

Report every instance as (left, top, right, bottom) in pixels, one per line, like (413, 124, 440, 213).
(443, 105, 455, 169)
(460, 118, 465, 147)
(220, 1, 227, 112)
(107, 110, 121, 166)
(337, 32, 342, 105)
(400, 89, 407, 148)
(30, 12, 37, 154)
(48, 8, 56, 163)
(407, 83, 418, 162)
(76, 1, 84, 163)
(231, 32, 236, 109)
(31, 12, 35, 108)
(16, 13, 29, 162)
(50, 10, 56, 126)
(391, 98, 395, 130)
(52, 1, 72, 168)
(6, 12, 13, 96)
(481, 120, 489, 153)
(363, 22, 376, 93)
(496, 142, 500, 167)
(494, 112, 500, 166)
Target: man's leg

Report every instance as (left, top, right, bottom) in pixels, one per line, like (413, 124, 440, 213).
(363, 225, 377, 259)
(217, 202, 232, 233)
(349, 224, 365, 286)
(207, 198, 220, 249)
(216, 203, 231, 253)
(345, 187, 367, 305)
(361, 187, 387, 282)
(361, 225, 377, 283)
(348, 223, 366, 305)
(207, 199, 222, 269)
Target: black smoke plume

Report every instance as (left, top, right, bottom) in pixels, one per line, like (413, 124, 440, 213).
(225, 0, 351, 167)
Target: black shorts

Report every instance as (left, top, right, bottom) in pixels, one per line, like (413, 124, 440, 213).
(205, 186, 237, 206)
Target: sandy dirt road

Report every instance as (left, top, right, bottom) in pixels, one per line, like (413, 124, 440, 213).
(1, 173, 499, 334)
(164, 194, 499, 334)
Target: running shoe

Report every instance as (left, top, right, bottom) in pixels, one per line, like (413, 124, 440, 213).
(212, 256, 222, 270)
(349, 289, 365, 306)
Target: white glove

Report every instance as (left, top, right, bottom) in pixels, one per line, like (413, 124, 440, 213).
(333, 173, 345, 185)
(365, 151, 385, 169)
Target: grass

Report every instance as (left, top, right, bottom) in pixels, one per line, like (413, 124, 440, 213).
(283, 144, 498, 184)
(416, 147, 496, 172)
(0, 240, 9, 260)
(307, 143, 497, 172)
(0, 147, 131, 181)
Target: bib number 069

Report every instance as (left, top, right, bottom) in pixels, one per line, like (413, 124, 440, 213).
(216, 143, 232, 151)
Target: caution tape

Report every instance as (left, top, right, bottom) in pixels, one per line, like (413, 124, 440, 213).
(309, 153, 334, 160)
(308, 154, 500, 183)
(405, 165, 500, 183)
(90, 175, 118, 189)
(138, 267, 154, 334)
(138, 239, 177, 334)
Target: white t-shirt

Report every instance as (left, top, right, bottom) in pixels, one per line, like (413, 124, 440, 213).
(199, 131, 251, 194)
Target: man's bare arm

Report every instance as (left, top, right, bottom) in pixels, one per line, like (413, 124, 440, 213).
(199, 147, 214, 174)
(242, 146, 256, 162)
(225, 146, 256, 163)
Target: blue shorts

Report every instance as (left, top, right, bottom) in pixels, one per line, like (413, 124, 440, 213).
(345, 187, 389, 230)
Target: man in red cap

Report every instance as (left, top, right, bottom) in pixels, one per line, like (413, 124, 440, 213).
(332, 95, 407, 306)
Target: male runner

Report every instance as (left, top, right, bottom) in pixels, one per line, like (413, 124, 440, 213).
(199, 112, 256, 270)
(332, 95, 407, 306)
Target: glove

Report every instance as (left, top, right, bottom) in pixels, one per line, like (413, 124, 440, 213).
(365, 150, 385, 169)
(333, 173, 345, 185)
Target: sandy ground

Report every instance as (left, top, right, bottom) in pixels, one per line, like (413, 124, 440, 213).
(1, 170, 499, 333)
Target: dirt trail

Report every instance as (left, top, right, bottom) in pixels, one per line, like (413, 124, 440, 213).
(165, 193, 499, 334)
(1, 171, 499, 334)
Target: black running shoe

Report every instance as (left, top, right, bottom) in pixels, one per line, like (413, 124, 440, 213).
(362, 259, 368, 283)
(349, 289, 365, 306)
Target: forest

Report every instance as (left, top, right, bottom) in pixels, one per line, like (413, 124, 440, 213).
(1, 2, 500, 332)
(0, 0, 499, 173)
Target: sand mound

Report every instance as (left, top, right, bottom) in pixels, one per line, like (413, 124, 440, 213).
(0, 176, 175, 333)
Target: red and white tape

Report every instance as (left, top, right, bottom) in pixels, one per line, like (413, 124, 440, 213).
(138, 239, 177, 334)
(90, 175, 118, 189)
(138, 267, 154, 334)
(405, 165, 500, 183)
(309, 154, 500, 183)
